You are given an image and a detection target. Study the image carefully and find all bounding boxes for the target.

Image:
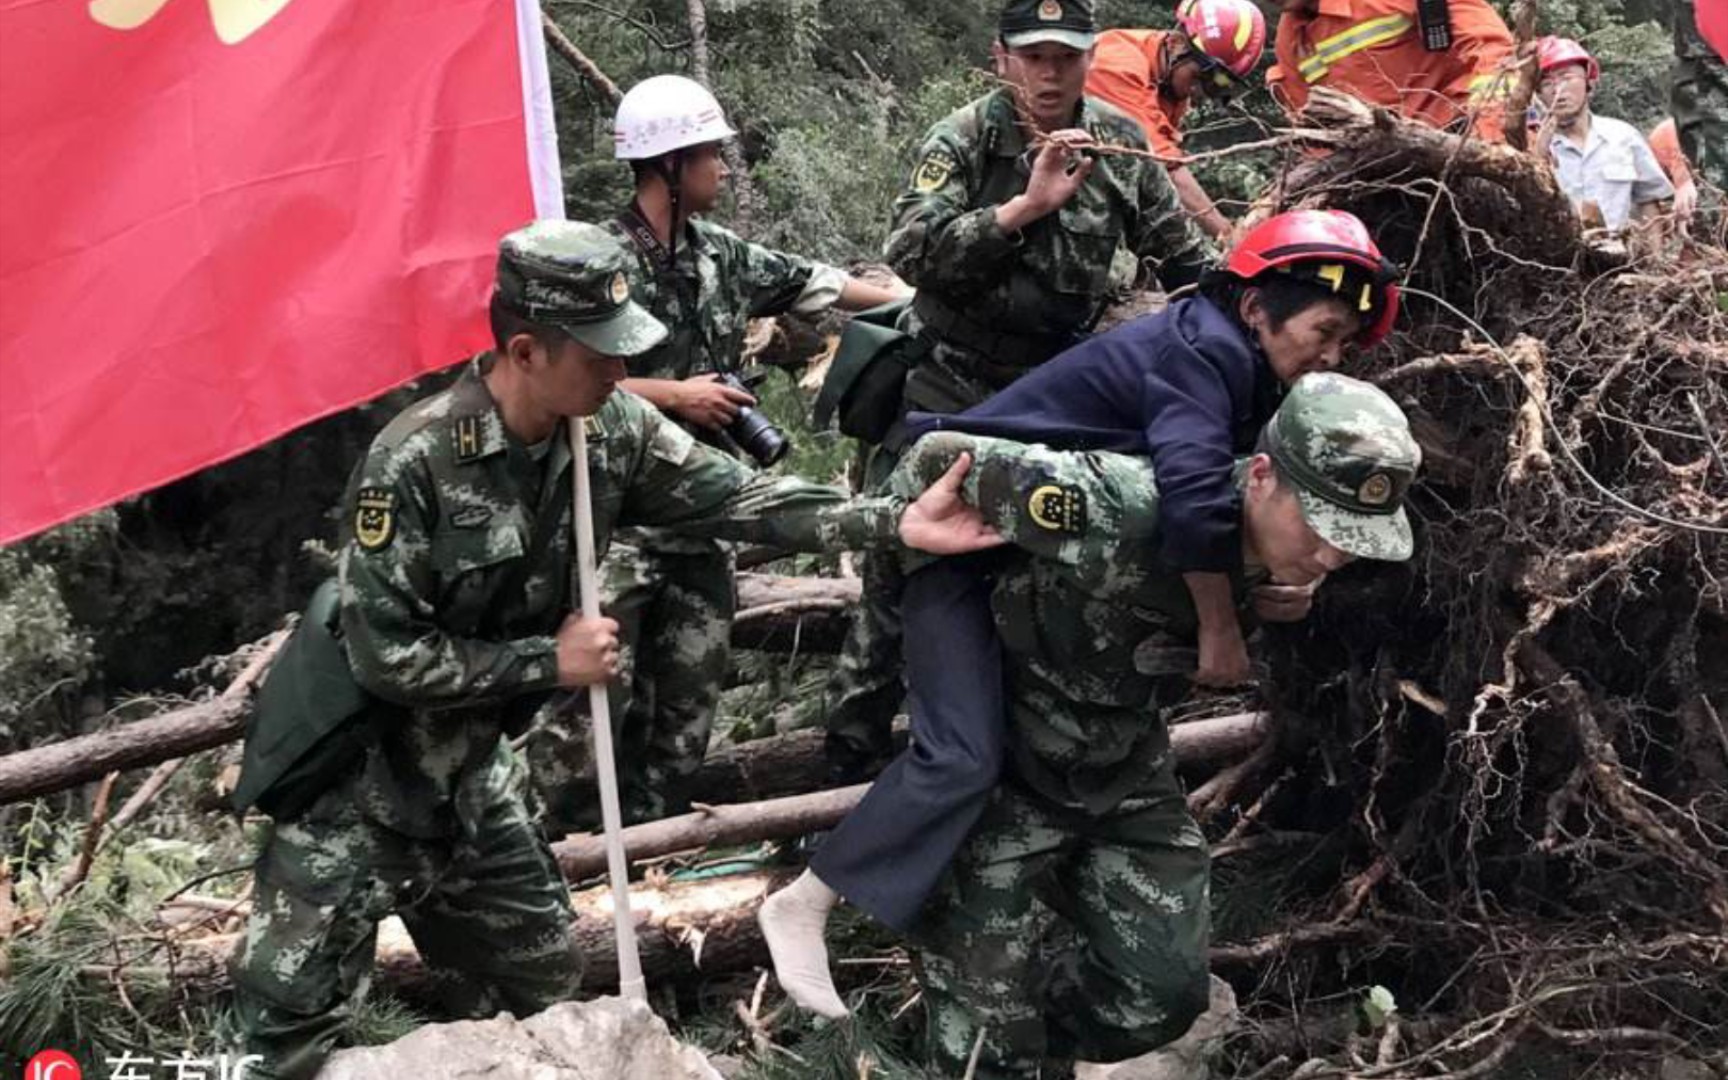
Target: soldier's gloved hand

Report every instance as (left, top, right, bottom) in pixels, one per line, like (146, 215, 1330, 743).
(1193, 620, 1254, 688)
(671, 374, 756, 431)
(897, 452, 1005, 555)
(1251, 578, 1322, 623)
(555, 613, 621, 687)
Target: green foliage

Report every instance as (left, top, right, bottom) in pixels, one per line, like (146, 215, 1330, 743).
(0, 514, 110, 751)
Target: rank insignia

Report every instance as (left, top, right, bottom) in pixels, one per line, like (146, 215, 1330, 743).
(1027, 483, 1086, 533)
(454, 416, 483, 462)
(609, 271, 630, 306)
(912, 152, 954, 194)
(582, 414, 607, 441)
(1358, 472, 1394, 507)
(1037, 0, 1063, 20)
(354, 488, 396, 550)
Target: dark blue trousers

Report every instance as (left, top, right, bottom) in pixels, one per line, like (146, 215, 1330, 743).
(810, 554, 1007, 931)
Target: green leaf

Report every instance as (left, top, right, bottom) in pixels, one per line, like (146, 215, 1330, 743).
(1363, 985, 1398, 1029)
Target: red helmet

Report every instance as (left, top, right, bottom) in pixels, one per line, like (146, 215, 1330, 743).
(1536, 35, 1599, 83)
(1176, 0, 1268, 83)
(1226, 210, 1401, 348)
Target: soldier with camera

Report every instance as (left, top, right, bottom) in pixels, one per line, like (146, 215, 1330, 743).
(524, 75, 908, 831)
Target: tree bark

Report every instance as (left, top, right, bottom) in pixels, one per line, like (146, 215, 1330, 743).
(683, 0, 759, 235)
(541, 12, 621, 105)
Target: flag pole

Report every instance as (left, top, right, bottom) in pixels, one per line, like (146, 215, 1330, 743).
(568, 419, 646, 1001)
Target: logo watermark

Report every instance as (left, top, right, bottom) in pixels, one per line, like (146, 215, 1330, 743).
(23, 1051, 263, 1080)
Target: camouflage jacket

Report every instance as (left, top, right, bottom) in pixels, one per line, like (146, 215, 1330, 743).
(885, 88, 1213, 412)
(605, 209, 838, 553)
(605, 210, 830, 383)
(891, 432, 1259, 813)
(338, 357, 905, 837)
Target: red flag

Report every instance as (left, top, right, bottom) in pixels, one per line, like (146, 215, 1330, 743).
(0, 0, 564, 543)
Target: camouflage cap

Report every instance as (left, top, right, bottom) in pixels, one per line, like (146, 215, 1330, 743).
(1264, 372, 1421, 561)
(495, 220, 668, 357)
(999, 0, 1096, 50)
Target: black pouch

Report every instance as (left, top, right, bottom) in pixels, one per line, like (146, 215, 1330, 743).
(814, 296, 926, 445)
(231, 579, 377, 820)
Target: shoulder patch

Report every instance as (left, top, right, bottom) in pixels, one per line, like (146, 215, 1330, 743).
(354, 487, 397, 551)
(454, 416, 484, 463)
(1027, 483, 1087, 534)
(912, 151, 956, 194)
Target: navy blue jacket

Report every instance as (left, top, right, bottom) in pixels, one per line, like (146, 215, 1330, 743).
(906, 295, 1282, 573)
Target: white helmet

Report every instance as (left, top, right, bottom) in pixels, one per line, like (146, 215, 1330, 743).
(613, 74, 738, 160)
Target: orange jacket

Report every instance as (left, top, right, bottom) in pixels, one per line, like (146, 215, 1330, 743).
(1269, 0, 1515, 139)
(1086, 29, 1191, 161)
(1647, 118, 1693, 190)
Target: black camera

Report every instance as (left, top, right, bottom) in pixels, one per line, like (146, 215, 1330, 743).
(716, 371, 791, 467)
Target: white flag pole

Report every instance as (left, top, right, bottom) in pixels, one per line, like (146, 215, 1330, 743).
(519, 0, 645, 1002)
(569, 421, 646, 1002)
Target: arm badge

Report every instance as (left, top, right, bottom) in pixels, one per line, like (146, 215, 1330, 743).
(912, 152, 955, 194)
(1027, 484, 1087, 534)
(354, 487, 397, 551)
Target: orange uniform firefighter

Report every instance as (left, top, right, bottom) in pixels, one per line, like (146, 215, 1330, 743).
(1268, 0, 1515, 140)
(1085, 0, 1267, 239)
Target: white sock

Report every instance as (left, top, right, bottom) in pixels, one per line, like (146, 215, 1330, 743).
(758, 869, 848, 1018)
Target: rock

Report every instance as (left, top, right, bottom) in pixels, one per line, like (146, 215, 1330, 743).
(318, 996, 722, 1080)
(1075, 976, 1239, 1080)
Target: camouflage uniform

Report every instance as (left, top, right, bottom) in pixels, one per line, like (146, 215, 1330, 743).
(579, 211, 844, 825)
(230, 223, 907, 1080)
(825, 13, 1215, 769)
(1674, 0, 1727, 193)
(881, 374, 1420, 1078)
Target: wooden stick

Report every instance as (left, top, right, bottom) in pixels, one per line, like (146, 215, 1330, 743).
(568, 420, 645, 1001)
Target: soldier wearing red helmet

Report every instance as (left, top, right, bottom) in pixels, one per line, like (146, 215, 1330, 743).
(1535, 36, 1674, 231)
(1085, 0, 1269, 239)
(762, 209, 1402, 1026)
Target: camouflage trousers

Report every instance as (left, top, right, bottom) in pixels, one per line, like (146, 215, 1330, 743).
(914, 758, 1212, 1080)
(527, 535, 735, 832)
(229, 759, 579, 1080)
(823, 444, 908, 773)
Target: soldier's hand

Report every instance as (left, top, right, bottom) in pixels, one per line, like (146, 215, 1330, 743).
(671, 374, 756, 431)
(1023, 130, 1096, 214)
(1193, 621, 1254, 688)
(1251, 578, 1322, 623)
(898, 452, 1005, 555)
(555, 614, 621, 687)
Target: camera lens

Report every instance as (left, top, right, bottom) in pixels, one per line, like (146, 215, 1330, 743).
(730, 405, 791, 466)
(716, 372, 792, 467)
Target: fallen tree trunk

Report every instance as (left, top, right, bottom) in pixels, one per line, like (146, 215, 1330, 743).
(558, 711, 1273, 880)
(0, 577, 855, 804)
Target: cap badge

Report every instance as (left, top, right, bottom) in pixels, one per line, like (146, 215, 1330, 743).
(609, 271, 630, 306)
(1358, 472, 1393, 507)
(1037, 0, 1063, 21)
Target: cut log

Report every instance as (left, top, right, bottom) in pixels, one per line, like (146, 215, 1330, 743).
(0, 631, 288, 805)
(557, 711, 1273, 880)
(729, 572, 857, 653)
